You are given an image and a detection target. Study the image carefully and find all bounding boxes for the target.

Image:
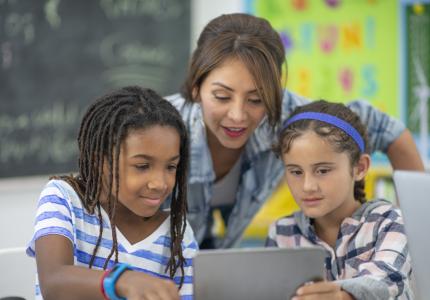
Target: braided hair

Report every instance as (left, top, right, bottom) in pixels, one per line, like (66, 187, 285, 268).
(274, 100, 369, 203)
(57, 86, 189, 286)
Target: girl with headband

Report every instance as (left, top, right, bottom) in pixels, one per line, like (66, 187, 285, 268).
(266, 100, 413, 299)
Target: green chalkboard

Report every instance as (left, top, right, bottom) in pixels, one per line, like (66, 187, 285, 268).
(0, 0, 190, 178)
(405, 3, 430, 133)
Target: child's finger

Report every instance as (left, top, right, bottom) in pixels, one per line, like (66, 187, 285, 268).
(291, 291, 340, 300)
(296, 281, 341, 295)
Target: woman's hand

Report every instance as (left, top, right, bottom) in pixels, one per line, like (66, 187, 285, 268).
(116, 270, 180, 300)
(292, 281, 354, 300)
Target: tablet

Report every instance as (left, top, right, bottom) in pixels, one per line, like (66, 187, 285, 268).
(193, 247, 326, 300)
(393, 171, 430, 299)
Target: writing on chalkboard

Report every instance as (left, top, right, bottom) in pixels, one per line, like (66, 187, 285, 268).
(100, 0, 183, 20)
(3, 12, 34, 46)
(0, 0, 190, 178)
(0, 102, 80, 163)
(100, 36, 174, 89)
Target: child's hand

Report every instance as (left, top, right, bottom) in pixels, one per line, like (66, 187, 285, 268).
(292, 281, 354, 300)
(116, 270, 180, 300)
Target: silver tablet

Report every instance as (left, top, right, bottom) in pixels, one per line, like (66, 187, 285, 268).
(393, 170, 430, 299)
(193, 247, 326, 300)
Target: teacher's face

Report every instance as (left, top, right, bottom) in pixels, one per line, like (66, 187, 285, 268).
(197, 57, 267, 150)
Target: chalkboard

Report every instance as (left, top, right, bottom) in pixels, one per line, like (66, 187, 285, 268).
(405, 2, 430, 133)
(0, 0, 190, 178)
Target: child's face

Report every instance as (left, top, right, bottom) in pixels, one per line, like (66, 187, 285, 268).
(282, 131, 365, 221)
(197, 57, 267, 151)
(112, 125, 180, 218)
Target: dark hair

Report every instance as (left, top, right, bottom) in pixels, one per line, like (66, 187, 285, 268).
(56, 86, 189, 286)
(182, 13, 285, 129)
(275, 100, 369, 203)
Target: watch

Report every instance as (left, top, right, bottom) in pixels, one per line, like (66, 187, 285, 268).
(103, 263, 132, 300)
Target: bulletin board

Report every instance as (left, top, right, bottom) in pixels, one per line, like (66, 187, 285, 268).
(247, 0, 399, 117)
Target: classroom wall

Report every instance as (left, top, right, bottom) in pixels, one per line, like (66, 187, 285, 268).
(0, 0, 245, 249)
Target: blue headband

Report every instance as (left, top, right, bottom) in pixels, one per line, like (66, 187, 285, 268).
(282, 112, 365, 153)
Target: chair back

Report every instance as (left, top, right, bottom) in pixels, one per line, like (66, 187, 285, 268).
(0, 247, 35, 299)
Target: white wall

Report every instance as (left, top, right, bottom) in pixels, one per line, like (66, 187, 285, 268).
(191, 0, 244, 49)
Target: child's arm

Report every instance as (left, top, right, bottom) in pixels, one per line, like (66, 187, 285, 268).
(336, 207, 412, 300)
(35, 234, 180, 300)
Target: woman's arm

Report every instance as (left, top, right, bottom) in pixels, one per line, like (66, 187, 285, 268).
(386, 129, 424, 170)
(35, 235, 179, 300)
(346, 100, 423, 170)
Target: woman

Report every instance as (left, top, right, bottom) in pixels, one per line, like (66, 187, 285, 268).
(166, 13, 423, 249)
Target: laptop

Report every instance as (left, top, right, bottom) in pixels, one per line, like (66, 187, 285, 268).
(393, 170, 430, 299)
(193, 247, 326, 300)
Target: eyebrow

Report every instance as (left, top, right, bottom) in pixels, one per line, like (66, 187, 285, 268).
(284, 164, 300, 168)
(212, 82, 257, 94)
(131, 154, 180, 161)
(284, 162, 336, 168)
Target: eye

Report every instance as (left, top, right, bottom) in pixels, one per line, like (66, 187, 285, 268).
(287, 169, 302, 176)
(167, 164, 178, 172)
(212, 90, 230, 101)
(248, 98, 262, 105)
(214, 95, 230, 101)
(135, 164, 150, 171)
(316, 168, 331, 175)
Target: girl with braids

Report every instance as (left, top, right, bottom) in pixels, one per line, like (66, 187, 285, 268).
(26, 86, 197, 300)
(167, 13, 423, 249)
(266, 100, 413, 300)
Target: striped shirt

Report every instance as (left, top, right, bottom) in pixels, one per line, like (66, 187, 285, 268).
(266, 199, 413, 300)
(26, 179, 198, 300)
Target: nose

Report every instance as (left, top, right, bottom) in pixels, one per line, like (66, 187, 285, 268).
(147, 170, 168, 192)
(303, 174, 318, 192)
(227, 99, 247, 123)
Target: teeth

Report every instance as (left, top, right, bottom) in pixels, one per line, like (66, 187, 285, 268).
(228, 128, 243, 132)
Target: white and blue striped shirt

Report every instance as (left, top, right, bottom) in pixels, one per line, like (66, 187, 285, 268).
(27, 179, 197, 299)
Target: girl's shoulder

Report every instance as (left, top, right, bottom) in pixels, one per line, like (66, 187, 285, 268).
(358, 199, 403, 225)
(39, 178, 84, 210)
(44, 178, 75, 193)
(361, 199, 402, 217)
